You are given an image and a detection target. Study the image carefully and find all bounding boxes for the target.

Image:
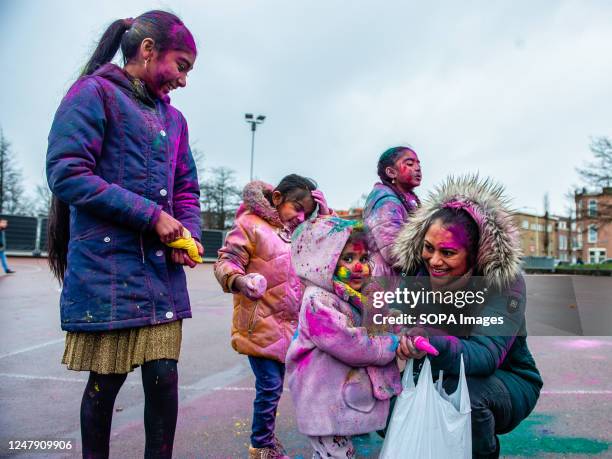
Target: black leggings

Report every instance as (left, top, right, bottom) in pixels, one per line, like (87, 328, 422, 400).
(80, 359, 178, 459)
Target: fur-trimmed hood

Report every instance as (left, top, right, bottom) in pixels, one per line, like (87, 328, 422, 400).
(238, 181, 285, 228)
(392, 175, 522, 290)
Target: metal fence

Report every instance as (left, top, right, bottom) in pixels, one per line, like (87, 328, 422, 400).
(0, 214, 225, 262)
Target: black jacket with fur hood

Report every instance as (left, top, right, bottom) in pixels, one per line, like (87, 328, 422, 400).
(392, 175, 543, 422)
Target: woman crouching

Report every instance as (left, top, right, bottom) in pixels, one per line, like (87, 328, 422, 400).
(392, 175, 543, 458)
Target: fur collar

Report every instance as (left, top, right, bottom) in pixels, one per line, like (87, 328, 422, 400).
(241, 181, 285, 228)
(392, 175, 522, 290)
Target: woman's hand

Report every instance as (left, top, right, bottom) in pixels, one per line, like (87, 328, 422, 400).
(234, 273, 267, 300)
(311, 189, 331, 215)
(154, 211, 184, 243)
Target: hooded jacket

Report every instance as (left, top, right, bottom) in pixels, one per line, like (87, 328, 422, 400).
(286, 217, 401, 436)
(46, 64, 200, 332)
(392, 175, 543, 421)
(363, 183, 418, 277)
(214, 181, 303, 363)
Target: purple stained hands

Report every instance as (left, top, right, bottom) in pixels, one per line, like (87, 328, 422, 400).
(311, 189, 331, 215)
(171, 240, 203, 268)
(234, 273, 268, 300)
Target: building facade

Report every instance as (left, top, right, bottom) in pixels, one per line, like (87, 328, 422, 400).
(574, 187, 612, 264)
(513, 212, 570, 259)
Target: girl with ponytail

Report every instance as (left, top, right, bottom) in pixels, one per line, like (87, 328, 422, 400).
(363, 146, 422, 276)
(46, 11, 200, 458)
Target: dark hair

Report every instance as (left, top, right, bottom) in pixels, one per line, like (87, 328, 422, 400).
(429, 207, 480, 269)
(376, 146, 420, 212)
(347, 224, 368, 248)
(48, 11, 196, 282)
(82, 11, 196, 77)
(273, 174, 317, 206)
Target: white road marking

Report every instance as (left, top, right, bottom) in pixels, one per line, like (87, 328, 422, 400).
(1, 373, 610, 396)
(0, 338, 64, 360)
(541, 389, 612, 395)
(0, 373, 86, 383)
(0, 366, 251, 392)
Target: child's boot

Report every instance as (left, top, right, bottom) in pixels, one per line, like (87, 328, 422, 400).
(248, 442, 289, 459)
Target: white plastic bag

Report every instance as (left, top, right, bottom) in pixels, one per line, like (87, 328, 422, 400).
(379, 355, 471, 459)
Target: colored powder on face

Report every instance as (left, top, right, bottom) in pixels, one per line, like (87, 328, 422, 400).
(336, 266, 351, 281)
(351, 240, 366, 253)
(444, 223, 470, 251)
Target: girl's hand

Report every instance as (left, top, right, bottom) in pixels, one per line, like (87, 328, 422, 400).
(171, 241, 203, 268)
(311, 189, 331, 215)
(195, 240, 204, 257)
(234, 273, 267, 300)
(155, 211, 184, 243)
(171, 249, 197, 268)
(397, 335, 426, 360)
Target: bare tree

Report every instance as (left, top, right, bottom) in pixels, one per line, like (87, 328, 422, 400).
(0, 128, 31, 215)
(564, 188, 577, 262)
(32, 183, 53, 216)
(543, 193, 550, 256)
(350, 192, 369, 212)
(576, 136, 612, 188)
(191, 148, 206, 180)
(200, 167, 242, 229)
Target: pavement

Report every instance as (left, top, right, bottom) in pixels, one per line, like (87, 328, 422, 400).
(0, 257, 611, 458)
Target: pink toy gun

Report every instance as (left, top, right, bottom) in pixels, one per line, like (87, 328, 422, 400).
(413, 336, 439, 356)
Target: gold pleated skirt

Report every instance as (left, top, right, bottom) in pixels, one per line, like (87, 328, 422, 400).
(62, 320, 182, 374)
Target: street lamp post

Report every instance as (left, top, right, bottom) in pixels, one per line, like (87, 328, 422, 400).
(244, 113, 266, 181)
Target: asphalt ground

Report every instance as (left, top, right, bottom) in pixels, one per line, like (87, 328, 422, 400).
(0, 257, 611, 458)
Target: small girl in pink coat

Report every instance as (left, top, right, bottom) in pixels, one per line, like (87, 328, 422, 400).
(286, 217, 412, 458)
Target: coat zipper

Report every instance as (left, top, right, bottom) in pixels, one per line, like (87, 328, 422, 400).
(139, 233, 145, 264)
(247, 302, 259, 335)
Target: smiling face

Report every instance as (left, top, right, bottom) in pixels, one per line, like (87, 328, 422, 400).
(336, 239, 370, 291)
(272, 190, 316, 230)
(422, 220, 471, 288)
(144, 48, 195, 98)
(385, 150, 422, 192)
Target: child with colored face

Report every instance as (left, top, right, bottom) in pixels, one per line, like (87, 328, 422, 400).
(215, 174, 331, 459)
(333, 228, 371, 302)
(286, 219, 415, 458)
(45, 11, 201, 459)
(364, 146, 422, 277)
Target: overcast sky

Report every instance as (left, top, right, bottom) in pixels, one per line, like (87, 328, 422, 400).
(1, 0, 611, 215)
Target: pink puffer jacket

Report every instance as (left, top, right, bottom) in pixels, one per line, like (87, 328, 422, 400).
(214, 181, 303, 363)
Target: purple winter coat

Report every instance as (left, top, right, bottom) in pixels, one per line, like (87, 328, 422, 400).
(46, 64, 200, 332)
(286, 217, 402, 436)
(363, 183, 418, 277)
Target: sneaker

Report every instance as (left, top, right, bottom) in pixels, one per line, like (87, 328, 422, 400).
(248, 445, 289, 459)
(5, 269, 15, 274)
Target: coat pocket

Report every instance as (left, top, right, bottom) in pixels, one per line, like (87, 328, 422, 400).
(341, 368, 376, 413)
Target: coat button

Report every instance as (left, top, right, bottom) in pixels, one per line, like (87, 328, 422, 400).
(165, 311, 174, 319)
(103, 236, 111, 243)
(160, 130, 166, 137)
(159, 188, 167, 197)
(155, 250, 164, 257)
